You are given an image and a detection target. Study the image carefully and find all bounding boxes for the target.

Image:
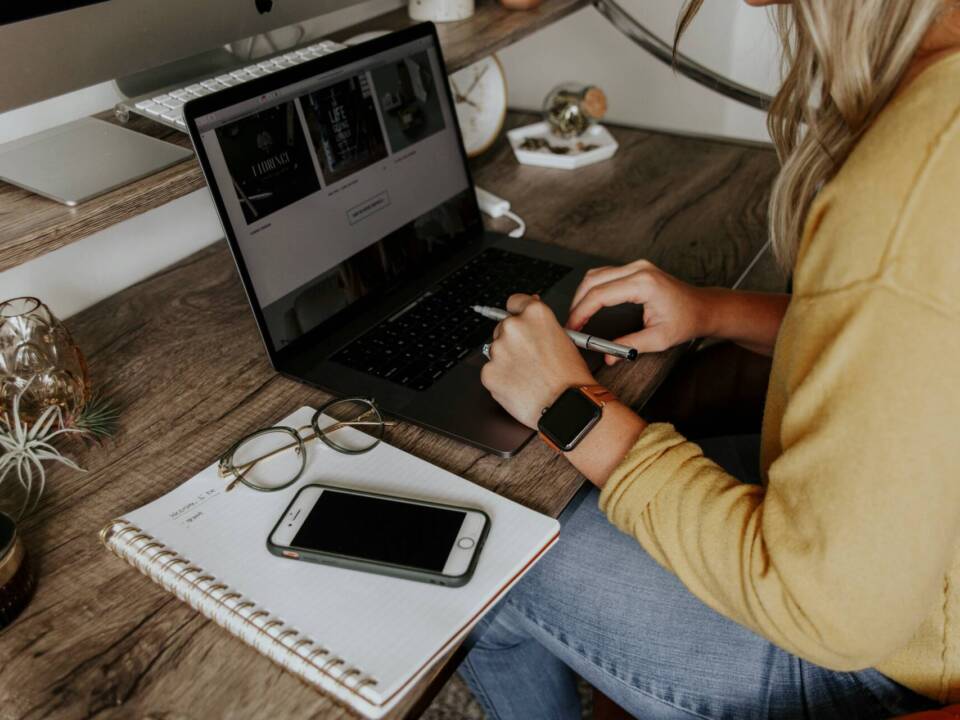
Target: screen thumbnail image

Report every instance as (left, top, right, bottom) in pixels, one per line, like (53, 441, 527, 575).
(215, 102, 320, 224)
(370, 51, 446, 153)
(302, 74, 389, 185)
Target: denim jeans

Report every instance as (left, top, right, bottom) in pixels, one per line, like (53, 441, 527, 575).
(459, 435, 937, 720)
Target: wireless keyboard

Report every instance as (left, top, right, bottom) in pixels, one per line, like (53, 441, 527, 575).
(115, 40, 347, 132)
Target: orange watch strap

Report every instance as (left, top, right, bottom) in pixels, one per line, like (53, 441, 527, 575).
(579, 384, 616, 407)
(538, 431, 562, 453)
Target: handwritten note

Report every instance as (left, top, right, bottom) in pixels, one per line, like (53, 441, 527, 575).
(169, 488, 222, 527)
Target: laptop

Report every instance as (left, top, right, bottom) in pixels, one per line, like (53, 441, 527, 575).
(185, 22, 641, 457)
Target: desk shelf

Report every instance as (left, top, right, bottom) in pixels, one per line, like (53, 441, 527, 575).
(0, 0, 586, 274)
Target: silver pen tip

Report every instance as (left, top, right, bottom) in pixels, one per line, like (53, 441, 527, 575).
(471, 305, 483, 312)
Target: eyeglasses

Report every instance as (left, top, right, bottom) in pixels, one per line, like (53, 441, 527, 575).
(217, 397, 394, 492)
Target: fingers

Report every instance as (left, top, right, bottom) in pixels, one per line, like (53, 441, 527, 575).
(603, 326, 672, 365)
(505, 294, 557, 327)
(490, 293, 555, 363)
(495, 294, 536, 347)
(567, 275, 648, 331)
(570, 260, 653, 310)
(479, 361, 495, 391)
(505, 293, 536, 314)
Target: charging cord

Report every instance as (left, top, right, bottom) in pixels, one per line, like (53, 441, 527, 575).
(475, 187, 526, 238)
(502, 209, 526, 238)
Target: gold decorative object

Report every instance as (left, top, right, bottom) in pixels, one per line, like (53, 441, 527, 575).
(543, 83, 608, 138)
(0, 297, 90, 427)
(518, 137, 601, 155)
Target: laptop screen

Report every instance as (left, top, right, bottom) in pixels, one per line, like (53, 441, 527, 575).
(193, 32, 476, 352)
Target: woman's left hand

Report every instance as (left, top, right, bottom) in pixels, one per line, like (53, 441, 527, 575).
(480, 294, 597, 429)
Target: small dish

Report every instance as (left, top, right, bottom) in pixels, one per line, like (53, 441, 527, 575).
(507, 121, 618, 170)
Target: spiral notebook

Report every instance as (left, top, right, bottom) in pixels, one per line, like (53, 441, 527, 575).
(100, 406, 560, 719)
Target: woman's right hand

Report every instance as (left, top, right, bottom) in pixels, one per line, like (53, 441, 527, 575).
(566, 260, 710, 364)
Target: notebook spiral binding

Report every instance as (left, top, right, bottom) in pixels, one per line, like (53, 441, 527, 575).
(99, 518, 379, 704)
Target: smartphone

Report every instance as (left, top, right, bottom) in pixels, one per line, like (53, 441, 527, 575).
(267, 484, 490, 587)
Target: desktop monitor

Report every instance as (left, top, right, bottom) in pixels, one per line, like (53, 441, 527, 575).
(0, 0, 381, 113)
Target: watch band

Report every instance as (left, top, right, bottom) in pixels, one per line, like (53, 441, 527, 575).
(538, 384, 616, 453)
(538, 431, 562, 453)
(579, 384, 616, 407)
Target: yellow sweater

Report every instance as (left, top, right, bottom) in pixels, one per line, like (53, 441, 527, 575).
(600, 52, 960, 703)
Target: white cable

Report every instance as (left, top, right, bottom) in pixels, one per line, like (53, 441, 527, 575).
(475, 186, 526, 238)
(731, 238, 771, 290)
(503, 209, 526, 238)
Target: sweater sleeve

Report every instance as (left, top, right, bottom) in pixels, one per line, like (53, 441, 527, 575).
(599, 285, 960, 670)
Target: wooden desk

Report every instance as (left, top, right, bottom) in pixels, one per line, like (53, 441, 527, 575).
(0, 112, 779, 718)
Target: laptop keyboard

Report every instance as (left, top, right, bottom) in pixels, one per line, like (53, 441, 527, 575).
(331, 248, 571, 391)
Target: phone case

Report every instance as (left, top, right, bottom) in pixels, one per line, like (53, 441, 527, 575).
(266, 483, 491, 587)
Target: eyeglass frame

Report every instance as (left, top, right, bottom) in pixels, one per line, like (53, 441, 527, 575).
(217, 397, 392, 493)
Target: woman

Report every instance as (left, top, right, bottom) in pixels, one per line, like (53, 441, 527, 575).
(461, 1, 960, 718)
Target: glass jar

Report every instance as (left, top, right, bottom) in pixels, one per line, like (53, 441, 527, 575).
(542, 83, 608, 138)
(0, 297, 90, 426)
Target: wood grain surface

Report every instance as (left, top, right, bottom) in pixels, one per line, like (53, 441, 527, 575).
(0, 113, 780, 719)
(0, 0, 586, 275)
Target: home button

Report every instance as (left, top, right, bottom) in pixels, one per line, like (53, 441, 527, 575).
(457, 537, 475, 549)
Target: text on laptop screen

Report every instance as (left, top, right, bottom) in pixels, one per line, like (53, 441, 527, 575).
(194, 35, 473, 351)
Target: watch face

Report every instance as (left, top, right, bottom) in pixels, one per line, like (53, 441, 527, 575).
(538, 388, 602, 452)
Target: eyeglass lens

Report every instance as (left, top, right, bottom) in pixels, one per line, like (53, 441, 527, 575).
(229, 428, 305, 491)
(314, 398, 384, 454)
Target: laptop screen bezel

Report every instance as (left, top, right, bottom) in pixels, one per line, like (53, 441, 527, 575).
(183, 22, 484, 369)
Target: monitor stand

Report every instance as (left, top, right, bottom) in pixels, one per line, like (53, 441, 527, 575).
(0, 117, 192, 206)
(114, 46, 241, 100)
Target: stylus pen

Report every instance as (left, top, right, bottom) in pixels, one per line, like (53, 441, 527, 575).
(472, 305, 639, 361)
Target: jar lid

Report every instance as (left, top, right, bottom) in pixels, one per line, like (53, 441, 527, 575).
(582, 87, 607, 120)
(0, 512, 16, 564)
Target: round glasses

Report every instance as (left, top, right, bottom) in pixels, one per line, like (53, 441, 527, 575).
(217, 398, 391, 492)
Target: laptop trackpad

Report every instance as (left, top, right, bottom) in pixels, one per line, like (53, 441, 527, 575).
(413, 359, 535, 457)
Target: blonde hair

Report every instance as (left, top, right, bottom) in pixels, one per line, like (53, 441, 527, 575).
(676, 1, 946, 270)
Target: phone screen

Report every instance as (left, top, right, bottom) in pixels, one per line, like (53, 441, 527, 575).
(292, 490, 467, 571)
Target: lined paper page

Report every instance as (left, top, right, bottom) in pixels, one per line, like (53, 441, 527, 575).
(111, 407, 559, 716)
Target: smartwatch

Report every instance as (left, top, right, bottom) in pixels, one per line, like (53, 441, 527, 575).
(538, 384, 616, 453)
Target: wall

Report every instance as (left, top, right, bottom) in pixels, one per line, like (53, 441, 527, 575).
(0, 0, 781, 320)
(498, 0, 780, 141)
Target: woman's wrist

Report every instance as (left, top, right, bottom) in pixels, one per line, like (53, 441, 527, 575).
(690, 288, 790, 356)
(692, 286, 727, 339)
(564, 400, 647, 488)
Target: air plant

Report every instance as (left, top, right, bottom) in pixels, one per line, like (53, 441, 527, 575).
(71, 390, 121, 443)
(0, 378, 84, 521)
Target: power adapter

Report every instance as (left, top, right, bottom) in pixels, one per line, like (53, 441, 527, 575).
(475, 186, 526, 238)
